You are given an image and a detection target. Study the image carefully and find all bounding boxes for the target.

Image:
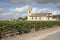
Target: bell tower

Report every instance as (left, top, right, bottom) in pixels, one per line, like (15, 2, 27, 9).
(27, 7, 32, 20)
(28, 7, 32, 15)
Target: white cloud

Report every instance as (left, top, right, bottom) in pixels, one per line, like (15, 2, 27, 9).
(31, 7, 60, 15)
(31, 8, 39, 13)
(10, 5, 29, 12)
(15, 13, 20, 16)
(8, 5, 60, 16)
(10, 0, 60, 4)
(9, 0, 60, 8)
(0, 12, 21, 20)
(0, 12, 13, 16)
(0, 5, 60, 20)
(52, 10, 60, 15)
(0, 8, 3, 11)
(31, 8, 53, 13)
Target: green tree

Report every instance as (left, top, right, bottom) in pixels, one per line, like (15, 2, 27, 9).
(53, 15, 60, 20)
(18, 17, 23, 20)
(23, 16, 27, 20)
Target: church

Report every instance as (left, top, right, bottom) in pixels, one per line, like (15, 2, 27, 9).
(27, 7, 56, 21)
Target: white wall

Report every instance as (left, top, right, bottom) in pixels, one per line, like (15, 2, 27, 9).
(27, 16, 50, 21)
(41, 17, 48, 20)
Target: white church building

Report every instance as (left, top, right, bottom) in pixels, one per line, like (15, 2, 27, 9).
(27, 7, 56, 21)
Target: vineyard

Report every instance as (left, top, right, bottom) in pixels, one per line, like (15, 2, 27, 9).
(0, 21, 60, 39)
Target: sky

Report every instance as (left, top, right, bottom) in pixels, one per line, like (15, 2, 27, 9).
(0, 0, 60, 20)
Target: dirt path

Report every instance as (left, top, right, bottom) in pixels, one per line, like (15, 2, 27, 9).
(2, 26, 60, 40)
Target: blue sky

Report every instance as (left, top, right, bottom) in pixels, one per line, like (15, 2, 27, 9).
(0, 0, 60, 20)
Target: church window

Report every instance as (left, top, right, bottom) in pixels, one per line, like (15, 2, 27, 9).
(39, 17, 41, 19)
(32, 17, 33, 19)
(35, 17, 37, 19)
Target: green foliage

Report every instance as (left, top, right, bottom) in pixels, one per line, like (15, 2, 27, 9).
(53, 15, 60, 20)
(0, 21, 60, 38)
(17, 16, 27, 20)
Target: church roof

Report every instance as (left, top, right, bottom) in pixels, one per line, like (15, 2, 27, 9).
(29, 13, 52, 17)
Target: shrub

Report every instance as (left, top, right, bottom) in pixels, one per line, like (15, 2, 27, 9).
(0, 21, 60, 38)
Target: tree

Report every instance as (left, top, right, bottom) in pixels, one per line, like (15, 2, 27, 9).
(53, 15, 60, 20)
(18, 17, 23, 20)
(17, 16, 27, 21)
(23, 16, 27, 20)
